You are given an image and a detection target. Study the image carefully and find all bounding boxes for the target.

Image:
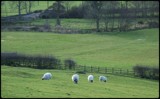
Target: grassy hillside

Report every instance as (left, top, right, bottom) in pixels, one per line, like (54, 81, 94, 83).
(1, 66, 159, 98)
(1, 29, 159, 69)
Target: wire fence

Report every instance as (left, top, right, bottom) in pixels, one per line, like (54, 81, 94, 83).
(2, 52, 159, 80)
(55, 64, 135, 77)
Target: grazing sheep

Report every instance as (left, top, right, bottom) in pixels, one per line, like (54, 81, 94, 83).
(72, 74, 79, 84)
(88, 75, 94, 83)
(42, 72, 52, 80)
(99, 76, 107, 82)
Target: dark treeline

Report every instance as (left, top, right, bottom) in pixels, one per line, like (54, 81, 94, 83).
(39, 1, 159, 19)
(41, 1, 159, 32)
(1, 1, 159, 32)
(82, 1, 159, 32)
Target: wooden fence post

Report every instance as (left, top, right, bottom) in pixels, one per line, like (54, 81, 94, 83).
(105, 67, 107, 73)
(91, 66, 92, 72)
(59, 64, 61, 70)
(133, 70, 136, 76)
(84, 66, 86, 72)
(127, 69, 129, 75)
(98, 67, 99, 73)
(120, 68, 122, 74)
(73, 65, 75, 70)
(112, 68, 114, 74)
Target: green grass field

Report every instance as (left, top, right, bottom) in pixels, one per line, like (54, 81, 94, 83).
(1, 1, 159, 98)
(1, 66, 159, 98)
(1, 28, 159, 69)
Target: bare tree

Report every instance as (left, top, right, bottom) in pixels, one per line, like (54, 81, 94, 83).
(111, 1, 119, 32)
(47, 1, 49, 8)
(56, 1, 61, 26)
(86, 1, 103, 32)
(24, 1, 34, 14)
(8, 1, 26, 17)
(18, 1, 22, 16)
(28, 1, 33, 13)
(1, 1, 8, 16)
(118, 1, 129, 32)
(51, 1, 65, 26)
(63, 1, 71, 14)
(101, 1, 110, 31)
(24, 1, 28, 14)
(101, 1, 119, 32)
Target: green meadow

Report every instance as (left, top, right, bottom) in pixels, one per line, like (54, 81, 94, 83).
(1, 1, 159, 98)
(1, 28, 159, 69)
(1, 66, 159, 98)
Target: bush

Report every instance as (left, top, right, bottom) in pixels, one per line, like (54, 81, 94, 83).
(148, 21, 159, 28)
(1, 52, 61, 69)
(1, 52, 18, 66)
(64, 59, 76, 69)
(65, 6, 84, 18)
(75, 71, 86, 74)
(61, 3, 89, 18)
(33, 10, 43, 13)
(138, 21, 144, 24)
(133, 65, 159, 80)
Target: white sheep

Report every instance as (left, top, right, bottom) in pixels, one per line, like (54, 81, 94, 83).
(99, 76, 107, 82)
(72, 74, 79, 84)
(88, 75, 94, 83)
(42, 72, 52, 80)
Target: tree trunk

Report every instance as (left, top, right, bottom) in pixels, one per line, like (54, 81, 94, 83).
(25, 1, 28, 14)
(18, 1, 21, 16)
(29, 1, 32, 13)
(56, 1, 61, 26)
(96, 17, 100, 32)
(47, 1, 49, 8)
(5, 2, 8, 16)
(111, 17, 114, 32)
(105, 20, 109, 31)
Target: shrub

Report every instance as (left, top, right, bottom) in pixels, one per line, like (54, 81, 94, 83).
(1, 52, 18, 66)
(133, 65, 159, 80)
(64, 59, 76, 69)
(61, 3, 89, 18)
(148, 21, 159, 28)
(138, 21, 144, 24)
(151, 67, 159, 80)
(75, 71, 86, 74)
(1, 52, 61, 69)
(33, 10, 43, 13)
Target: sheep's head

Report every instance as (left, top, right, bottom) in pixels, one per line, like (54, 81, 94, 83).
(90, 80, 93, 83)
(74, 79, 78, 84)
